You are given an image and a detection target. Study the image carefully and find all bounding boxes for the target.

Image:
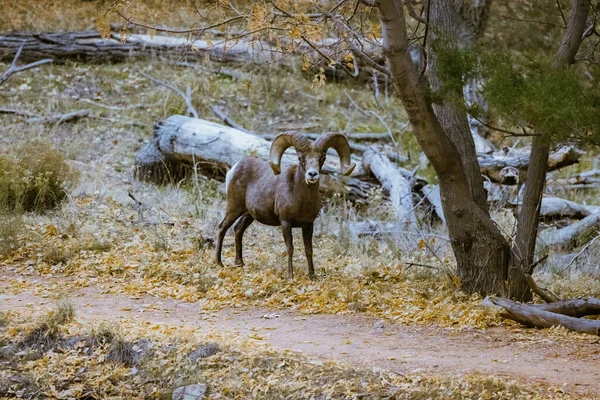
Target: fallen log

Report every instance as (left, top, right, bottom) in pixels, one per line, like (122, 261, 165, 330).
(483, 296, 600, 335)
(0, 31, 279, 64)
(134, 115, 376, 202)
(478, 146, 584, 184)
(539, 197, 600, 220)
(539, 212, 600, 249)
(532, 298, 600, 318)
(363, 148, 416, 231)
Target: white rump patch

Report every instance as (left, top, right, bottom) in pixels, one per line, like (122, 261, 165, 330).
(225, 162, 239, 195)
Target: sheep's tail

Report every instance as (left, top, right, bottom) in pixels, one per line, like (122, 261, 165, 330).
(225, 162, 239, 196)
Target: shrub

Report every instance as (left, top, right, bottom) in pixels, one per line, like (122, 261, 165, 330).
(0, 142, 79, 213)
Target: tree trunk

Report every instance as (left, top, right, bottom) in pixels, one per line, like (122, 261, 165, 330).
(427, 0, 490, 214)
(378, 0, 509, 295)
(509, 0, 591, 301)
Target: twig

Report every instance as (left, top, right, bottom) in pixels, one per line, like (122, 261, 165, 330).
(139, 71, 198, 118)
(0, 43, 53, 85)
(0, 108, 41, 118)
(562, 234, 600, 272)
(210, 105, 249, 133)
(344, 90, 372, 117)
(116, 10, 245, 35)
(27, 109, 91, 125)
(470, 115, 539, 137)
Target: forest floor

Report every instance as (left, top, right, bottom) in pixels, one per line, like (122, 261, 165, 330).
(2, 5, 600, 395)
(2, 270, 600, 398)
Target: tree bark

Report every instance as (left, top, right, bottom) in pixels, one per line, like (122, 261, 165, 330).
(378, 0, 509, 295)
(427, 0, 490, 214)
(509, 0, 591, 301)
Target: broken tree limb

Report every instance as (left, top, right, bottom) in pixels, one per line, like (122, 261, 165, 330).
(210, 105, 249, 133)
(27, 109, 91, 125)
(0, 43, 52, 85)
(134, 115, 376, 202)
(138, 71, 198, 118)
(539, 212, 600, 249)
(539, 197, 600, 220)
(483, 296, 600, 335)
(362, 148, 416, 231)
(532, 298, 600, 317)
(478, 146, 585, 184)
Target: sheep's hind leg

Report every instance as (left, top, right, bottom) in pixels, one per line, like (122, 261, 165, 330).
(215, 211, 244, 267)
(281, 221, 294, 279)
(233, 214, 254, 267)
(302, 223, 315, 279)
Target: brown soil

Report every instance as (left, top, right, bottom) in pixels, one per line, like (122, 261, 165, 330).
(2, 272, 600, 397)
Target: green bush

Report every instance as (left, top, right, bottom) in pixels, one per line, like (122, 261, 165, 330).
(0, 142, 79, 213)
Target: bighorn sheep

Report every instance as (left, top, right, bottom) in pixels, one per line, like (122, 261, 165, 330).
(215, 132, 355, 279)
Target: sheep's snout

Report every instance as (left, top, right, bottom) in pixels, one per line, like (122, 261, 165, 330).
(305, 168, 320, 185)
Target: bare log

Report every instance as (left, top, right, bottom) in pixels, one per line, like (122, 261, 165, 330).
(532, 298, 600, 317)
(539, 212, 600, 248)
(0, 31, 279, 65)
(134, 115, 375, 202)
(539, 197, 600, 220)
(478, 146, 585, 184)
(363, 148, 416, 230)
(483, 296, 600, 335)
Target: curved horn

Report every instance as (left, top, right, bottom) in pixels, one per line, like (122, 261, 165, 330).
(313, 133, 356, 176)
(269, 132, 311, 175)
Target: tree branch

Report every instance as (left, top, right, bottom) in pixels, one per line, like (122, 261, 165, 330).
(138, 71, 198, 118)
(0, 43, 52, 86)
(115, 10, 245, 35)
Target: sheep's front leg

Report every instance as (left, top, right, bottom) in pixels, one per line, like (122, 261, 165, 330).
(281, 221, 294, 279)
(302, 223, 315, 279)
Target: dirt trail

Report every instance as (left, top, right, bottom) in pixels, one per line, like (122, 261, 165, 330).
(2, 273, 600, 397)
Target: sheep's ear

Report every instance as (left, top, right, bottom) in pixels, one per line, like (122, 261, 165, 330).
(269, 161, 281, 175)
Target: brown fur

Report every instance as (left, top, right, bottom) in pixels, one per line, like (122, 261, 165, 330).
(214, 133, 354, 279)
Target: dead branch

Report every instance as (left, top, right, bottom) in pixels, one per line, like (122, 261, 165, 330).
(532, 297, 600, 317)
(483, 296, 600, 335)
(0, 108, 41, 118)
(139, 71, 198, 118)
(539, 212, 600, 249)
(0, 43, 52, 86)
(524, 273, 561, 303)
(210, 105, 249, 133)
(27, 109, 91, 125)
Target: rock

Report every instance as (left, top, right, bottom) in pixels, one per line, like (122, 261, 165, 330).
(373, 320, 385, 331)
(188, 342, 220, 361)
(172, 384, 207, 400)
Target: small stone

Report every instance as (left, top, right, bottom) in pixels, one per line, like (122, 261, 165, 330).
(172, 384, 207, 400)
(373, 320, 385, 330)
(188, 342, 220, 361)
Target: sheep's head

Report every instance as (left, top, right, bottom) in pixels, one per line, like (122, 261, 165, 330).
(269, 132, 356, 185)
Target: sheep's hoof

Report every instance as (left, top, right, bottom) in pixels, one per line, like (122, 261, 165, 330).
(308, 273, 316, 281)
(215, 260, 224, 268)
(234, 260, 245, 267)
